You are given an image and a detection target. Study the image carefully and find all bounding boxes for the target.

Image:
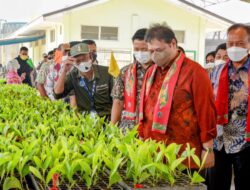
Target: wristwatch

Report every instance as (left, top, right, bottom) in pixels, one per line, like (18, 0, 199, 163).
(202, 147, 213, 153)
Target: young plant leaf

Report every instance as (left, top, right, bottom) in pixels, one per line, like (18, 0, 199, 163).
(3, 176, 22, 190)
(29, 166, 43, 181)
(191, 171, 205, 184)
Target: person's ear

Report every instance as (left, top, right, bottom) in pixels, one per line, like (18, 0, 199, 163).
(172, 38, 177, 48)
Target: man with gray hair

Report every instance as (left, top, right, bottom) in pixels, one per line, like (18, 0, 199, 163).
(213, 23, 250, 190)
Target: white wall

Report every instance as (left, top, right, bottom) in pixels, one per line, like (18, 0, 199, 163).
(1, 44, 20, 65)
(61, 0, 209, 65)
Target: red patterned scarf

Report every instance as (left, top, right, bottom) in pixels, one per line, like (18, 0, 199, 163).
(123, 64, 137, 120)
(139, 52, 185, 134)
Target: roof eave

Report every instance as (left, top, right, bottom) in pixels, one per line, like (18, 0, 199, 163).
(177, 0, 235, 25)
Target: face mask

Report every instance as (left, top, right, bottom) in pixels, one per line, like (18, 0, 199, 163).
(20, 55, 28, 60)
(227, 46, 248, 62)
(214, 59, 226, 66)
(134, 51, 151, 64)
(151, 49, 171, 67)
(90, 52, 97, 62)
(204, 63, 215, 69)
(61, 56, 68, 63)
(77, 61, 92, 73)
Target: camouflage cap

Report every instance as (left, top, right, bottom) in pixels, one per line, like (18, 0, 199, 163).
(70, 43, 89, 57)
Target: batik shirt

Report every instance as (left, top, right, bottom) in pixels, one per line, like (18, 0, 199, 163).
(111, 62, 149, 131)
(213, 59, 250, 153)
(138, 57, 217, 168)
(36, 61, 52, 85)
(210, 64, 225, 98)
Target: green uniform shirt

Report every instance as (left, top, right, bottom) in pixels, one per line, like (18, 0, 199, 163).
(54, 65, 113, 117)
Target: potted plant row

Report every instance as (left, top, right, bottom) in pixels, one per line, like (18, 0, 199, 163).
(0, 84, 207, 190)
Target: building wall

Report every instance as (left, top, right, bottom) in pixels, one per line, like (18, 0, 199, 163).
(45, 26, 56, 54)
(32, 41, 46, 66)
(0, 44, 20, 65)
(23, 0, 231, 67)
(61, 0, 208, 65)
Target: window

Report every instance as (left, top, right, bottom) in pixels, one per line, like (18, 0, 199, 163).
(100, 26, 118, 40)
(81, 25, 99, 40)
(50, 29, 55, 43)
(81, 25, 119, 41)
(174, 30, 185, 43)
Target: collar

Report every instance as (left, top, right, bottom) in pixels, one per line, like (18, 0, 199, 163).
(229, 57, 250, 71)
(135, 60, 153, 71)
(92, 60, 98, 65)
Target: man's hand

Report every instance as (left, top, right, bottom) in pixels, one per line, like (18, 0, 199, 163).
(54, 57, 75, 95)
(110, 99, 124, 125)
(62, 57, 75, 73)
(21, 72, 26, 79)
(201, 149, 214, 168)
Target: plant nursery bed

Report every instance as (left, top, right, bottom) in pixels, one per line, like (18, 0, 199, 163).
(30, 173, 124, 190)
(118, 170, 207, 190)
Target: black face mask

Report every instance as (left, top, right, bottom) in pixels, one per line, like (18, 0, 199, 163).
(91, 52, 97, 62)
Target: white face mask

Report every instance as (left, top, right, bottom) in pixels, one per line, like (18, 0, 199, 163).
(61, 56, 68, 63)
(227, 46, 248, 62)
(77, 61, 92, 73)
(204, 63, 214, 69)
(134, 51, 151, 64)
(214, 59, 226, 66)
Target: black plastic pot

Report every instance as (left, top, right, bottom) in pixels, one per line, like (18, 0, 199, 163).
(118, 180, 206, 190)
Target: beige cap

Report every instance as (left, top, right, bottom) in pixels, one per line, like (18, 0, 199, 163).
(70, 43, 89, 57)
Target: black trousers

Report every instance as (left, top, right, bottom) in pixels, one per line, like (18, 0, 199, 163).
(212, 146, 250, 190)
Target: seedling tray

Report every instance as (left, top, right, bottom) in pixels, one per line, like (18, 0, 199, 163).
(30, 173, 124, 190)
(118, 170, 206, 190)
